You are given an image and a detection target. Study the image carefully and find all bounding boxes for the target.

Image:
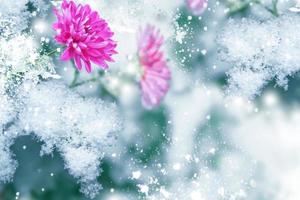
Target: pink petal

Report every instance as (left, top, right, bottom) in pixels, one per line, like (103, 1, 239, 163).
(138, 24, 171, 108)
(83, 60, 92, 73)
(60, 48, 73, 61)
(74, 55, 83, 70)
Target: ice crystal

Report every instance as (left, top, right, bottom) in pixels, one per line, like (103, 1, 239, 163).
(217, 14, 300, 99)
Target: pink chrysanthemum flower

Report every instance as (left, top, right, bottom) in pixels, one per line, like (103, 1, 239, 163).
(138, 25, 171, 108)
(186, 0, 208, 16)
(53, 0, 117, 73)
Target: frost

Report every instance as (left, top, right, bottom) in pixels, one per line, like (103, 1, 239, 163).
(0, 1, 53, 79)
(217, 14, 300, 99)
(0, 77, 18, 183)
(0, 80, 121, 198)
(0, 77, 15, 127)
(62, 146, 103, 197)
(0, 0, 30, 37)
(226, 67, 270, 99)
(228, 103, 300, 199)
(0, 136, 17, 183)
(0, 35, 56, 80)
(14, 80, 121, 198)
(0, 0, 49, 37)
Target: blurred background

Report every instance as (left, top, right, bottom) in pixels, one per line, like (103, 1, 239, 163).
(1, 0, 300, 199)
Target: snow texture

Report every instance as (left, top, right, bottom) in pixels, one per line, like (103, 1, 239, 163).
(217, 14, 300, 99)
(0, 80, 122, 198)
(228, 104, 300, 199)
(0, 0, 30, 37)
(17, 80, 121, 198)
(0, 35, 56, 80)
(0, 0, 48, 37)
(0, 77, 18, 183)
(0, 77, 15, 127)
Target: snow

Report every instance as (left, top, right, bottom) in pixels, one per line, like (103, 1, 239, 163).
(0, 134, 18, 183)
(0, 80, 122, 198)
(228, 104, 300, 200)
(0, 0, 29, 37)
(217, 14, 300, 99)
(0, 0, 48, 37)
(0, 77, 15, 127)
(0, 35, 57, 82)
(16, 80, 122, 198)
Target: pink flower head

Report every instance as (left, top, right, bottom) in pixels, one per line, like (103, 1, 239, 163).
(186, 0, 208, 16)
(53, 0, 117, 73)
(138, 25, 171, 108)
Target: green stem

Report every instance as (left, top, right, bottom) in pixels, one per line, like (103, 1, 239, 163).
(254, 0, 279, 16)
(46, 49, 58, 56)
(69, 67, 109, 88)
(70, 69, 80, 87)
(271, 0, 279, 16)
(69, 77, 98, 88)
